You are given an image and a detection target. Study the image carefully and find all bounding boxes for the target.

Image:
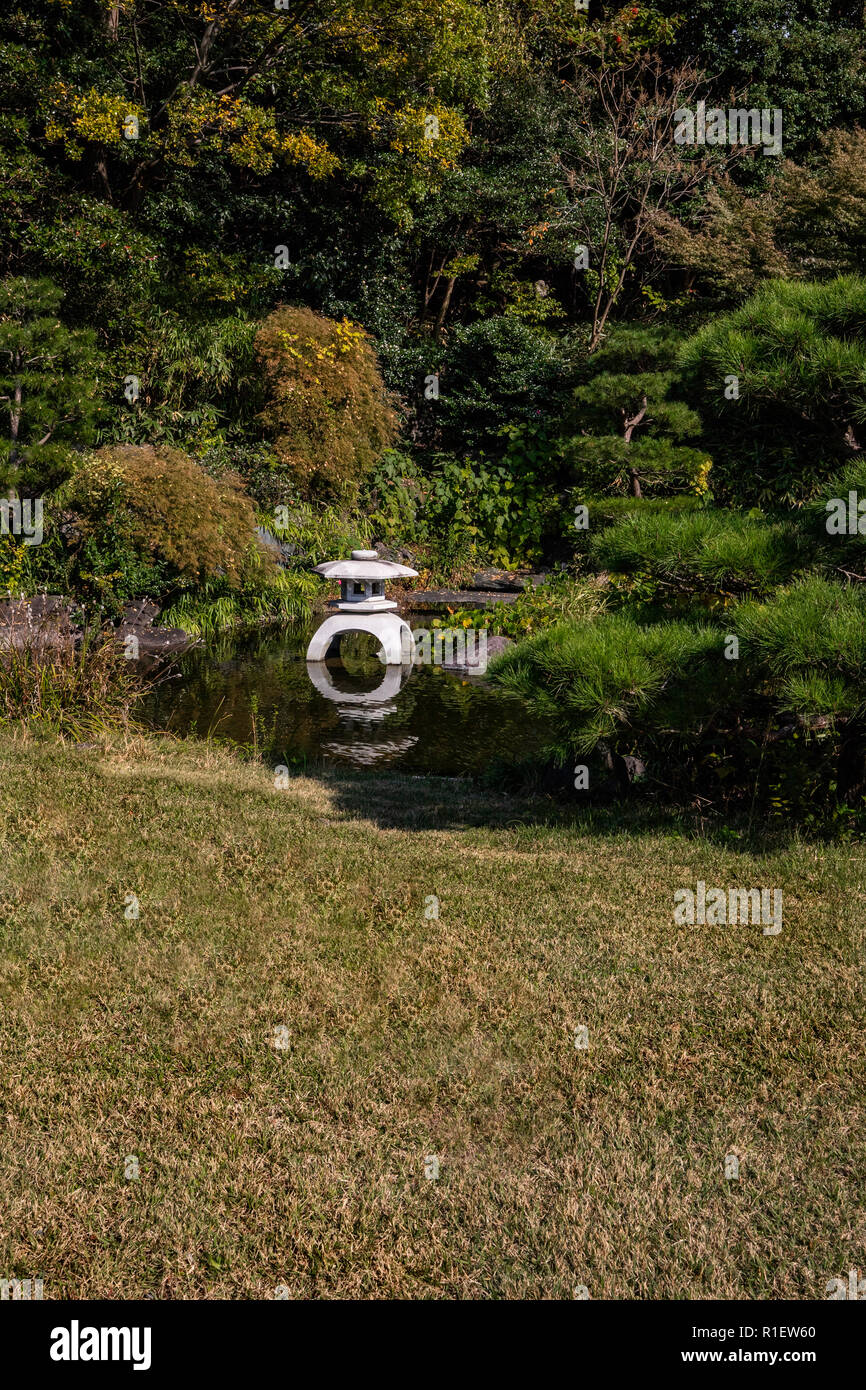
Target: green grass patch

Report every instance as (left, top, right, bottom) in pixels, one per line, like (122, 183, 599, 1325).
(0, 733, 862, 1298)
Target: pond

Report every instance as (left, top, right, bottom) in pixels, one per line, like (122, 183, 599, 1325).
(141, 623, 547, 776)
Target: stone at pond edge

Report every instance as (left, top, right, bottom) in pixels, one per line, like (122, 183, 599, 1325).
(118, 600, 193, 658)
(471, 570, 548, 592)
(0, 596, 75, 654)
(437, 633, 513, 672)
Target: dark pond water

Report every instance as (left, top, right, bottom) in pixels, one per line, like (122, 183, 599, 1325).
(142, 624, 547, 775)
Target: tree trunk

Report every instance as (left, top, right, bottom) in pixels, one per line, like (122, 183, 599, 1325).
(623, 394, 648, 498)
(9, 348, 21, 471)
(434, 277, 457, 337)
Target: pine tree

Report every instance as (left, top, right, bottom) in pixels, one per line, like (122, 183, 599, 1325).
(563, 327, 711, 499)
(679, 276, 866, 506)
(0, 277, 101, 496)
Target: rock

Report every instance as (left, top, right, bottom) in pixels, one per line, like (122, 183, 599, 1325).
(121, 599, 160, 629)
(0, 596, 76, 654)
(117, 601, 193, 659)
(255, 526, 303, 565)
(435, 632, 513, 675)
(598, 741, 647, 791)
(620, 754, 647, 784)
(471, 569, 548, 592)
(486, 635, 514, 661)
(0, 595, 193, 661)
(375, 541, 417, 567)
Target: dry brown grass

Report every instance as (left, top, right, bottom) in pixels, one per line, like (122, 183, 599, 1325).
(0, 732, 863, 1299)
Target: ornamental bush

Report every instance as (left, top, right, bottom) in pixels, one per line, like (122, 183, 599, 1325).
(49, 444, 266, 612)
(255, 305, 398, 503)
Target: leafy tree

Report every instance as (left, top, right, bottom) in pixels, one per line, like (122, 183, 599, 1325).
(653, 128, 866, 304)
(655, 0, 866, 154)
(255, 305, 398, 501)
(0, 277, 101, 494)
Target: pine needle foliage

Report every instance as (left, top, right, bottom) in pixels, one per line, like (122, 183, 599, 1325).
(589, 508, 812, 596)
(490, 614, 724, 756)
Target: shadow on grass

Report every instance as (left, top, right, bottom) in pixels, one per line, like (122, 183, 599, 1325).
(263, 751, 861, 852)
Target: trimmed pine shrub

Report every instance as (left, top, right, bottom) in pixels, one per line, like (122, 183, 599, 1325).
(733, 576, 866, 718)
(490, 613, 725, 756)
(589, 508, 813, 596)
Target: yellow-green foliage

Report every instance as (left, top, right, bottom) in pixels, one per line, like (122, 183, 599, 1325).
(69, 445, 265, 586)
(254, 305, 399, 502)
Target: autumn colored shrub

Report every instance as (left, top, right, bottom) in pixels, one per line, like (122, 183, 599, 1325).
(254, 305, 398, 502)
(49, 444, 267, 611)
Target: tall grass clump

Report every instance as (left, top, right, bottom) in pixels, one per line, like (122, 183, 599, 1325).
(0, 633, 145, 737)
(161, 569, 317, 639)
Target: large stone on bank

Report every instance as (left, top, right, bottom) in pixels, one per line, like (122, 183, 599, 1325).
(404, 571, 547, 611)
(0, 596, 75, 654)
(471, 570, 548, 592)
(436, 632, 513, 674)
(117, 600, 193, 658)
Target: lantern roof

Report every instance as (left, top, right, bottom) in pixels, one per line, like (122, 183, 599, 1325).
(313, 549, 418, 580)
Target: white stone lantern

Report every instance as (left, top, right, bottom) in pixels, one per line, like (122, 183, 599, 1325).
(305, 549, 418, 664)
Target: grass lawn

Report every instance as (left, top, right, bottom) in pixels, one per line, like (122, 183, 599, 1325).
(1, 731, 863, 1300)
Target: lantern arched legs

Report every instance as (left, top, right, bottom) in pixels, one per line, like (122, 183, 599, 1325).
(305, 612, 413, 665)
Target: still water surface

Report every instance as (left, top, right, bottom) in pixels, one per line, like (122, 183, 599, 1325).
(142, 625, 545, 775)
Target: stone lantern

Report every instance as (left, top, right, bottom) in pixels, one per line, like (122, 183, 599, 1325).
(305, 549, 418, 664)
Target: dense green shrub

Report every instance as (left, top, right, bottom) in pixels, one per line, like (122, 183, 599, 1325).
(575, 495, 704, 528)
(160, 566, 316, 638)
(267, 498, 372, 566)
(589, 509, 813, 597)
(46, 445, 267, 612)
(429, 318, 572, 456)
(255, 305, 398, 503)
(362, 448, 558, 567)
(679, 277, 866, 506)
(99, 312, 259, 451)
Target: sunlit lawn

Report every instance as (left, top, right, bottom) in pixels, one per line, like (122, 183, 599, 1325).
(1, 732, 863, 1299)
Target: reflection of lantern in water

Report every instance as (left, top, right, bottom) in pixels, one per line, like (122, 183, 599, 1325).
(306, 549, 417, 664)
(306, 563, 418, 766)
(306, 666, 418, 765)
